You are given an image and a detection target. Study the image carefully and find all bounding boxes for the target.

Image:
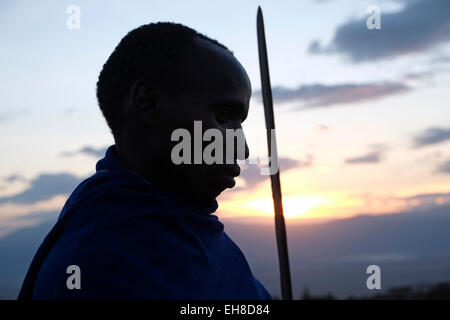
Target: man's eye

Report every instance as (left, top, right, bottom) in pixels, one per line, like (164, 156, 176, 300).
(216, 108, 231, 123)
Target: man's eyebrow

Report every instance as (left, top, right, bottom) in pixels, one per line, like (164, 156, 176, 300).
(209, 100, 248, 121)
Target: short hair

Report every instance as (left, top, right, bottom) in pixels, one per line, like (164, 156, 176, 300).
(96, 22, 233, 138)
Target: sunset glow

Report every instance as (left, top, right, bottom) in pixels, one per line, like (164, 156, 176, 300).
(244, 196, 327, 219)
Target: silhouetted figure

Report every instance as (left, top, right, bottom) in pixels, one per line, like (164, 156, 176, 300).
(18, 23, 271, 299)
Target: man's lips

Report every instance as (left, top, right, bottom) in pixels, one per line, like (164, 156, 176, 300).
(218, 164, 241, 188)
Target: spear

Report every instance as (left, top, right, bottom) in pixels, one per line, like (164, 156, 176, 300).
(257, 6, 293, 300)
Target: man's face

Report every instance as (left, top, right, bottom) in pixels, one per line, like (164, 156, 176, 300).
(156, 37, 251, 204)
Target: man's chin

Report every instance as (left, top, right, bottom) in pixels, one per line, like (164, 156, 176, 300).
(177, 173, 237, 205)
(199, 177, 235, 202)
(220, 173, 237, 189)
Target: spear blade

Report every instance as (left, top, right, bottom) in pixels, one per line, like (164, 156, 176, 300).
(257, 6, 293, 300)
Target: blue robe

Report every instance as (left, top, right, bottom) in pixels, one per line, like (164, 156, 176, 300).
(18, 145, 272, 300)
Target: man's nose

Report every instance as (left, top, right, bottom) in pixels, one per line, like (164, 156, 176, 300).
(235, 127, 249, 161)
(238, 138, 250, 160)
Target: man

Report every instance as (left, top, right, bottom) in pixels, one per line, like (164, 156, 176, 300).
(19, 22, 272, 299)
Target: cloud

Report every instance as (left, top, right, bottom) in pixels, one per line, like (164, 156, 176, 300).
(431, 55, 450, 65)
(435, 160, 450, 174)
(317, 124, 330, 131)
(235, 155, 312, 191)
(0, 170, 87, 238)
(2, 174, 26, 183)
(415, 150, 443, 165)
(0, 172, 84, 235)
(404, 191, 450, 204)
(63, 106, 77, 116)
(345, 151, 381, 164)
(413, 127, 450, 148)
(403, 70, 437, 80)
(309, 0, 450, 62)
(254, 82, 410, 109)
(403, 65, 450, 82)
(357, 190, 450, 213)
(61, 145, 108, 158)
(0, 108, 28, 123)
(0, 173, 82, 205)
(345, 144, 387, 165)
(308, 40, 322, 54)
(0, 198, 65, 238)
(395, 192, 450, 211)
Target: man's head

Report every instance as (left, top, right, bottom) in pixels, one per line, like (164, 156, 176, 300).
(97, 22, 251, 205)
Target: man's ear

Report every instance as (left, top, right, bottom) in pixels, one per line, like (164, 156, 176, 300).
(129, 80, 161, 125)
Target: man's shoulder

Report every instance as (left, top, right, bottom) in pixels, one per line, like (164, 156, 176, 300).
(32, 172, 185, 299)
(61, 169, 152, 216)
(61, 169, 173, 228)
(50, 170, 183, 268)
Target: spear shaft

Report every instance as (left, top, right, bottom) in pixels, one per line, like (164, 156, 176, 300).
(257, 6, 293, 300)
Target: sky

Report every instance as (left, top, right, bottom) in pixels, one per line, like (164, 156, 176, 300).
(1, 0, 450, 238)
